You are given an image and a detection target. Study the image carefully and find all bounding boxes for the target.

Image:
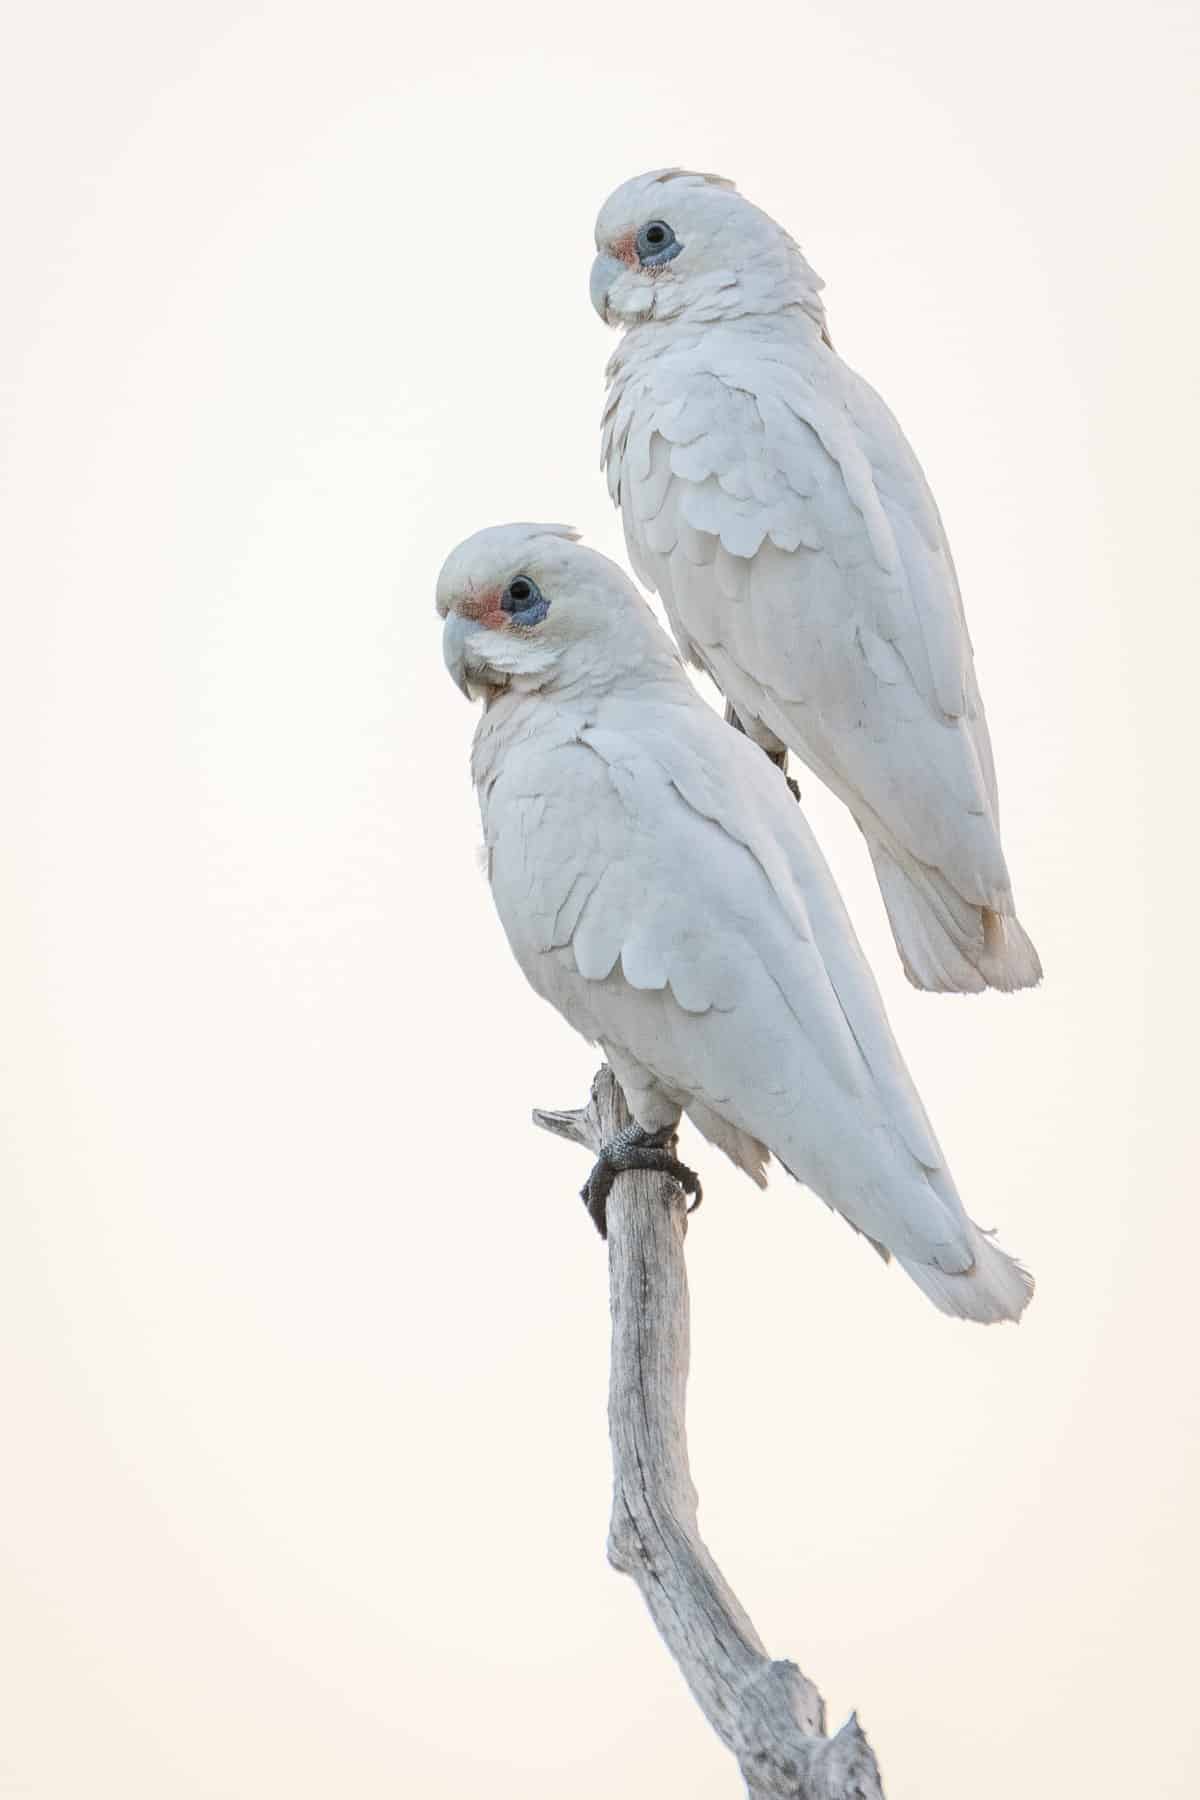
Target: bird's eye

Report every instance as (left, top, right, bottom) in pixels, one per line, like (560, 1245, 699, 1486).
(501, 575, 550, 625)
(636, 220, 681, 267)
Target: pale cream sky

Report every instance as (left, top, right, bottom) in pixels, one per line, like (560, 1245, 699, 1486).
(2, 3, 1197, 1796)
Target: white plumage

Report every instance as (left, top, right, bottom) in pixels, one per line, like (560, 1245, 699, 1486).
(591, 169, 1041, 994)
(437, 523, 1032, 1323)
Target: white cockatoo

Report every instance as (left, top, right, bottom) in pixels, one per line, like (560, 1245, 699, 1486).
(590, 169, 1041, 995)
(438, 522, 1032, 1323)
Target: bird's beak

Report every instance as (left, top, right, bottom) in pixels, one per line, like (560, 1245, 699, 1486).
(442, 612, 476, 700)
(590, 253, 624, 324)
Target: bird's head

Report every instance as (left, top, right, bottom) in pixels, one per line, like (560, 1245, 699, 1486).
(436, 523, 678, 704)
(590, 168, 826, 334)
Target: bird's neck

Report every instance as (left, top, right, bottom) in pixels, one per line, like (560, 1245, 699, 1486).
(470, 661, 688, 793)
(608, 302, 827, 385)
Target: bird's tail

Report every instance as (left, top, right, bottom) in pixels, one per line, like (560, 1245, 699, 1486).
(897, 1223, 1034, 1324)
(868, 840, 1041, 995)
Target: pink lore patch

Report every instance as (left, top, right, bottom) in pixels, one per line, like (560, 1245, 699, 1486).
(459, 588, 510, 631)
(612, 230, 638, 267)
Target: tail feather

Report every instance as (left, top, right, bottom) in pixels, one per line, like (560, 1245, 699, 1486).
(978, 907, 1042, 992)
(898, 1224, 1034, 1324)
(688, 1100, 770, 1188)
(772, 1151, 1035, 1327)
(869, 841, 1042, 995)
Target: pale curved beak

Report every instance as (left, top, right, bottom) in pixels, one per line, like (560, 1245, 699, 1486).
(590, 253, 624, 323)
(442, 612, 476, 700)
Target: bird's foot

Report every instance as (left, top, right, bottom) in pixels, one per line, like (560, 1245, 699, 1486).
(725, 708, 800, 801)
(580, 1123, 703, 1239)
(763, 744, 801, 803)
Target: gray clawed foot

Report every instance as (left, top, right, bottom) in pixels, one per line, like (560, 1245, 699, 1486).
(764, 746, 801, 803)
(580, 1123, 703, 1239)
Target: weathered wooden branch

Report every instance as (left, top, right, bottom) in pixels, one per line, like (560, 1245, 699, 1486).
(533, 1065, 885, 1800)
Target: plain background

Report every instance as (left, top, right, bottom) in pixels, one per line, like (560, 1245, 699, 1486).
(2, 2, 1197, 1794)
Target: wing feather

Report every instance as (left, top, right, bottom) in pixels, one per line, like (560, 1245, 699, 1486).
(608, 329, 1013, 907)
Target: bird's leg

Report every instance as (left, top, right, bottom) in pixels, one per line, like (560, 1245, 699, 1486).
(580, 1123, 703, 1240)
(723, 703, 801, 803)
(777, 759, 803, 805)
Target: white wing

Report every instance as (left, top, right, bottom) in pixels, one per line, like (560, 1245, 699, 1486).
(484, 687, 1030, 1318)
(603, 330, 1041, 992)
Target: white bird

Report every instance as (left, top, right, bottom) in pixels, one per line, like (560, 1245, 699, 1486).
(438, 522, 1032, 1323)
(591, 169, 1041, 995)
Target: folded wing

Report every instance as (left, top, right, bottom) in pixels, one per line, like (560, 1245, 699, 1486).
(605, 341, 1012, 904)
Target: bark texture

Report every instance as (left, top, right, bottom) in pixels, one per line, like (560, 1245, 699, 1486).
(533, 1065, 885, 1799)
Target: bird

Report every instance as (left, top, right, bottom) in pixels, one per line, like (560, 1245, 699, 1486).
(437, 521, 1033, 1323)
(590, 168, 1041, 996)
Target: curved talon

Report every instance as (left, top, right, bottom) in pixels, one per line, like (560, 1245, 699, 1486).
(580, 1123, 703, 1239)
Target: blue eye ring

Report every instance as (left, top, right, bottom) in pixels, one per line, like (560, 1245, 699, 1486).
(501, 575, 550, 627)
(636, 220, 682, 267)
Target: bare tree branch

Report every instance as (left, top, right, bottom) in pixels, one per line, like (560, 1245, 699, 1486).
(533, 1065, 885, 1799)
